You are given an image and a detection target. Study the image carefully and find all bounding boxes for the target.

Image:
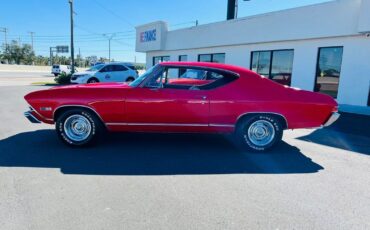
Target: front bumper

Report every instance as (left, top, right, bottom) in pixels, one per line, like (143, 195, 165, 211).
(24, 111, 41, 123)
(323, 112, 340, 127)
(70, 76, 89, 84)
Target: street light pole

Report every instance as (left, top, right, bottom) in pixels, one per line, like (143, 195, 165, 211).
(69, 0, 75, 74)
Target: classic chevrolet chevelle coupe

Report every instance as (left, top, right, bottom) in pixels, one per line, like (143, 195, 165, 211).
(24, 62, 340, 152)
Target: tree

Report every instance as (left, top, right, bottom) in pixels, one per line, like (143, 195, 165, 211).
(1, 40, 35, 64)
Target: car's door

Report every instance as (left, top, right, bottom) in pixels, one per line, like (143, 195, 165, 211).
(112, 64, 129, 82)
(125, 66, 211, 131)
(96, 65, 114, 82)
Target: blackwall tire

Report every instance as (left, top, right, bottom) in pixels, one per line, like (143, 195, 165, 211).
(235, 114, 283, 152)
(87, 78, 99, 84)
(55, 109, 102, 147)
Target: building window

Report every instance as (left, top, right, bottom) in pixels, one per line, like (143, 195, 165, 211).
(198, 53, 225, 63)
(251, 49, 294, 86)
(179, 55, 188, 62)
(153, 56, 170, 66)
(315, 47, 343, 98)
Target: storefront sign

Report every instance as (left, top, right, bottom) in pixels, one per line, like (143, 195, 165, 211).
(140, 29, 156, 43)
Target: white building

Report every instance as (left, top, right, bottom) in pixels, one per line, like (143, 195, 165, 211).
(136, 0, 370, 111)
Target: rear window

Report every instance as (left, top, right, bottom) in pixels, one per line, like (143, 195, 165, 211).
(127, 65, 136, 70)
(53, 65, 59, 68)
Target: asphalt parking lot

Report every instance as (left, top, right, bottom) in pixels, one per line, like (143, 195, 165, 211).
(0, 76, 369, 229)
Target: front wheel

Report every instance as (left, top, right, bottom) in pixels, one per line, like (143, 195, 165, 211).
(56, 109, 102, 146)
(235, 114, 283, 152)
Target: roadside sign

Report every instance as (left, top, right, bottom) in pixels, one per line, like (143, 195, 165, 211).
(56, 46, 69, 53)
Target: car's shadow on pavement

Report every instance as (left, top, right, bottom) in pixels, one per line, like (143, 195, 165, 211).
(297, 112, 370, 156)
(0, 130, 323, 175)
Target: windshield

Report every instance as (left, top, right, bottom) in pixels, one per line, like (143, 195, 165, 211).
(87, 64, 104, 72)
(129, 65, 159, 87)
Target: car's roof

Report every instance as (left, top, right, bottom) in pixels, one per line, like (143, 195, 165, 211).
(105, 62, 134, 66)
(160, 61, 253, 75)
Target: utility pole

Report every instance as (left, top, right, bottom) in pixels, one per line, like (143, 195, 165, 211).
(28, 31, 35, 51)
(0, 27, 8, 48)
(78, 47, 81, 67)
(69, 0, 75, 73)
(50, 47, 53, 65)
(103, 33, 115, 62)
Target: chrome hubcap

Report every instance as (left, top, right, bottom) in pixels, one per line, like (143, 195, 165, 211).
(247, 120, 275, 146)
(64, 115, 92, 142)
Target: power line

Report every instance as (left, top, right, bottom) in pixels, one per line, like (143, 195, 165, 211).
(91, 0, 134, 27)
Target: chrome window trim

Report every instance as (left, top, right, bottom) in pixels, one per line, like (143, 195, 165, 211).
(236, 112, 289, 129)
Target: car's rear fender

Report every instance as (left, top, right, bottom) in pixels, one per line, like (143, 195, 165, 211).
(236, 112, 289, 130)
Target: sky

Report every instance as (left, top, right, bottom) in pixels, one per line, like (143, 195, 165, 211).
(0, 0, 333, 63)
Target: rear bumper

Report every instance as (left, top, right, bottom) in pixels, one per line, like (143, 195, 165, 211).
(323, 112, 340, 127)
(24, 111, 41, 124)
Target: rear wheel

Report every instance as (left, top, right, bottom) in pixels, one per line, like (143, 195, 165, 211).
(235, 114, 283, 152)
(87, 78, 99, 84)
(126, 77, 135, 83)
(56, 109, 102, 147)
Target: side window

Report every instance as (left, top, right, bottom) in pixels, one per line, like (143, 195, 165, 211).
(144, 66, 237, 90)
(100, 65, 114, 72)
(164, 67, 232, 90)
(114, 65, 128, 72)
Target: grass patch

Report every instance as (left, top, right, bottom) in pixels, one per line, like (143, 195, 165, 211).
(31, 82, 61, 86)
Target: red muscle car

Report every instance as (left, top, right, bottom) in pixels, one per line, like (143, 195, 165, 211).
(24, 62, 340, 152)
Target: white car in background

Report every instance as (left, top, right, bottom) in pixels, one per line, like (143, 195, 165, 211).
(51, 64, 73, 76)
(70, 63, 138, 84)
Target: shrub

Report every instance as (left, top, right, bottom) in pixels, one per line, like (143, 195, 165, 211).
(54, 72, 72, 85)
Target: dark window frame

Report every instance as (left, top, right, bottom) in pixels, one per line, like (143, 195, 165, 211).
(250, 49, 294, 86)
(250, 49, 294, 75)
(198, 53, 226, 63)
(152, 56, 170, 66)
(178, 55, 188, 62)
(314, 46, 344, 97)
